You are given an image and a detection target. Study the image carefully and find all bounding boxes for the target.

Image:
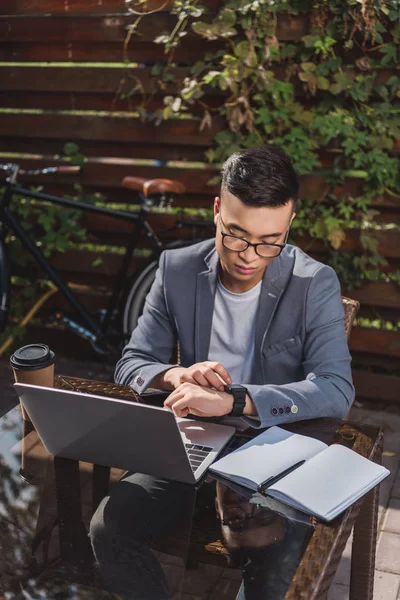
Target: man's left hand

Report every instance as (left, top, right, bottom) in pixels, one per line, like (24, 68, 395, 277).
(164, 382, 233, 418)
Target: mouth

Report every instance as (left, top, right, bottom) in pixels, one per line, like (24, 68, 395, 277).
(235, 264, 257, 275)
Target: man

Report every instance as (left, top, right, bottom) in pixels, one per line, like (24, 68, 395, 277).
(115, 145, 354, 426)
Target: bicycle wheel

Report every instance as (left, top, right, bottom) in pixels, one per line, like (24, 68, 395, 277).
(122, 260, 158, 341)
(0, 239, 10, 333)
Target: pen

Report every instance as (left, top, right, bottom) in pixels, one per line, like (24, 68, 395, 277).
(257, 460, 306, 494)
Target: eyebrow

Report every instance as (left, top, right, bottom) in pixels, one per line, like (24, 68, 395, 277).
(228, 222, 282, 240)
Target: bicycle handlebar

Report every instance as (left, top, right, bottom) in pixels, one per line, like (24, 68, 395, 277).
(0, 162, 81, 180)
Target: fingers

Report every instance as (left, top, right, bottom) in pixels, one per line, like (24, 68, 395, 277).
(163, 386, 184, 410)
(188, 362, 231, 391)
(163, 383, 205, 417)
(163, 382, 227, 418)
(168, 398, 208, 418)
(205, 362, 232, 386)
(191, 367, 224, 390)
(180, 372, 198, 386)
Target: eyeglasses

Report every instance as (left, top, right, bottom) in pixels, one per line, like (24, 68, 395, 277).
(219, 213, 289, 258)
(220, 503, 277, 531)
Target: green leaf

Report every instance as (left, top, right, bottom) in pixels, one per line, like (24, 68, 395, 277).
(301, 34, 320, 48)
(330, 71, 353, 95)
(235, 41, 250, 59)
(391, 21, 400, 43)
(316, 75, 330, 90)
(150, 63, 163, 77)
(379, 44, 397, 66)
(63, 142, 79, 156)
(300, 62, 316, 72)
(191, 60, 205, 76)
(216, 8, 237, 26)
(192, 22, 216, 40)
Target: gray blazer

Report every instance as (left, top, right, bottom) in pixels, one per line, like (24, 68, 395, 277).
(115, 239, 354, 428)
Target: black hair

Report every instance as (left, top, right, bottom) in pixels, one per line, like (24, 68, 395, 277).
(221, 145, 299, 208)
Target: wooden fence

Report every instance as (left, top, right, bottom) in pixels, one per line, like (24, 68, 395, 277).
(0, 1, 399, 405)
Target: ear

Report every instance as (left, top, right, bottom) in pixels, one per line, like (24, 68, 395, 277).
(290, 211, 296, 225)
(214, 196, 221, 226)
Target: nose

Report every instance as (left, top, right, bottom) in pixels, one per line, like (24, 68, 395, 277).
(238, 244, 258, 261)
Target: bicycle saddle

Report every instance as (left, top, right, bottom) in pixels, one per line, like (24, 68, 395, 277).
(122, 177, 186, 197)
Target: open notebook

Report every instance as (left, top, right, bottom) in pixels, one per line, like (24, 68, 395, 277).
(209, 426, 389, 522)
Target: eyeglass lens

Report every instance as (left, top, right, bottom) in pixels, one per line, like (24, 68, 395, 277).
(222, 235, 282, 257)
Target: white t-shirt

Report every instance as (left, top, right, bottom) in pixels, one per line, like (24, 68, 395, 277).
(207, 278, 262, 384)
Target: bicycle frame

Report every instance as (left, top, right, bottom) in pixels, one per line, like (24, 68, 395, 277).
(0, 177, 164, 349)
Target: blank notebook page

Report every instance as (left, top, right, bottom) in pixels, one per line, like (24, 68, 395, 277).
(209, 426, 327, 488)
(269, 444, 389, 518)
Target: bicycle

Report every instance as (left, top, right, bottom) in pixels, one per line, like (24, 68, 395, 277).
(0, 162, 214, 355)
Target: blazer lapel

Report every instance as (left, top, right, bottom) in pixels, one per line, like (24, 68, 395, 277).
(254, 248, 295, 379)
(194, 247, 219, 362)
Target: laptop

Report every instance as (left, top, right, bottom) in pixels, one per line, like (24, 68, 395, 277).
(14, 383, 235, 484)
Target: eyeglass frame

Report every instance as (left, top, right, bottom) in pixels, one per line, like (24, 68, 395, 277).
(218, 213, 290, 258)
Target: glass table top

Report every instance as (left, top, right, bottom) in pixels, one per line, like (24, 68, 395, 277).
(0, 384, 381, 600)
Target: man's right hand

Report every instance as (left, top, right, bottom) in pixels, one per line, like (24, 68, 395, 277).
(162, 361, 232, 392)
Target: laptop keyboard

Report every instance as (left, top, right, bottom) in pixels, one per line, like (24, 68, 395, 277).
(185, 443, 213, 472)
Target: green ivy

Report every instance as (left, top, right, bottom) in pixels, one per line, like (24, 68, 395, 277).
(126, 0, 400, 288)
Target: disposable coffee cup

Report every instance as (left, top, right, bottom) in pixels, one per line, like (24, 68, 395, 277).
(10, 344, 55, 422)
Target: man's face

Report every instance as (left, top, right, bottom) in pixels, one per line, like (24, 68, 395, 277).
(214, 191, 295, 293)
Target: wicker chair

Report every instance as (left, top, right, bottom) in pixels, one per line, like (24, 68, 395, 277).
(342, 295, 360, 340)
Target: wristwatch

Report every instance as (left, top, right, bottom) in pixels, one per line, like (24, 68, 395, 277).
(224, 384, 247, 416)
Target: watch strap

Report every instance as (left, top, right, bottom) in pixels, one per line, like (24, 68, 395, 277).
(224, 384, 247, 417)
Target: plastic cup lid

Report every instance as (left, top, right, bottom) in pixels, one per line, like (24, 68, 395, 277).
(10, 344, 55, 371)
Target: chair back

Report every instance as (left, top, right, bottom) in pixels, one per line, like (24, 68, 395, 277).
(342, 296, 360, 339)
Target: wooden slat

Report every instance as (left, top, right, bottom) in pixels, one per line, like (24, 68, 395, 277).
(1, 65, 395, 96)
(0, 66, 195, 95)
(353, 370, 400, 404)
(0, 113, 220, 147)
(0, 41, 390, 67)
(347, 281, 400, 310)
(0, 40, 385, 65)
(1, 0, 132, 15)
(0, 91, 221, 114)
(351, 352, 400, 372)
(0, 0, 219, 15)
(0, 40, 217, 64)
(292, 230, 400, 259)
(0, 14, 308, 44)
(0, 15, 174, 43)
(0, 137, 209, 162)
(349, 327, 400, 358)
(50, 248, 135, 276)
(358, 306, 400, 324)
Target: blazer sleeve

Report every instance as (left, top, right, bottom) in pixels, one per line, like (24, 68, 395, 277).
(242, 265, 355, 428)
(114, 251, 179, 392)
